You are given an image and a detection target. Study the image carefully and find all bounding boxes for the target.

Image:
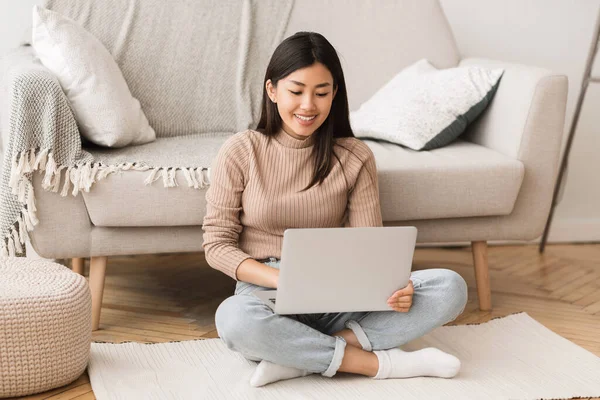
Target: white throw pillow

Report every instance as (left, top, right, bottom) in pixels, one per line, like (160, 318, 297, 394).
(350, 59, 503, 151)
(31, 6, 155, 148)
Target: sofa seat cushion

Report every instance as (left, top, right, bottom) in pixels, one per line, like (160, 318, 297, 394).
(81, 135, 524, 227)
(368, 139, 524, 221)
(81, 133, 229, 227)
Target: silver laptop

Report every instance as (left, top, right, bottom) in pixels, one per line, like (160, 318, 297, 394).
(253, 226, 417, 314)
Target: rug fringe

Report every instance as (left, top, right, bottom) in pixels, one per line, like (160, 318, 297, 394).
(1, 147, 213, 258)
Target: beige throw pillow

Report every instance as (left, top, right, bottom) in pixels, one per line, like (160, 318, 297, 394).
(31, 6, 156, 148)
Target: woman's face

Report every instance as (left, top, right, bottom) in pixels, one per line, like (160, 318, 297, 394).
(266, 62, 337, 140)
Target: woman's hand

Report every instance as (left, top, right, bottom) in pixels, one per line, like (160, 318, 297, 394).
(273, 269, 280, 289)
(387, 280, 414, 312)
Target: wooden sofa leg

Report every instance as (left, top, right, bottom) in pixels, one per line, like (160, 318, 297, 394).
(72, 258, 85, 275)
(471, 241, 492, 311)
(89, 256, 108, 331)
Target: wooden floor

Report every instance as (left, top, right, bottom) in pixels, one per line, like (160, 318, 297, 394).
(10, 243, 600, 400)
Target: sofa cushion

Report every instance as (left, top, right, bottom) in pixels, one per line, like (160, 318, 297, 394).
(350, 59, 504, 151)
(81, 133, 228, 227)
(369, 139, 524, 221)
(31, 6, 155, 148)
(80, 135, 524, 227)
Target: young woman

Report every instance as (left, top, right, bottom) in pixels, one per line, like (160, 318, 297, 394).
(202, 32, 468, 387)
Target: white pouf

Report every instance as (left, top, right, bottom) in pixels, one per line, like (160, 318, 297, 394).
(0, 257, 91, 398)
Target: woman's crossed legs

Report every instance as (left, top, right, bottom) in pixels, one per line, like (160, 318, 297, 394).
(215, 267, 468, 385)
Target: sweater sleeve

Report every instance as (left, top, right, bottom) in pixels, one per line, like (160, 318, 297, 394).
(345, 143, 384, 228)
(202, 134, 254, 280)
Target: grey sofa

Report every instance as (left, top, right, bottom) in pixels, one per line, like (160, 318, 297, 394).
(3, 0, 568, 331)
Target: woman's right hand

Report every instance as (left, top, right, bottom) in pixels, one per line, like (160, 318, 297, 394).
(273, 269, 280, 289)
(237, 259, 280, 289)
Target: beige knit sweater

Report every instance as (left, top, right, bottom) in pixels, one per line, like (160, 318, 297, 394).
(202, 128, 383, 280)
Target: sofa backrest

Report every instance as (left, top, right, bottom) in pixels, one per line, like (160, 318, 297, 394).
(42, 0, 460, 138)
(285, 0, 460, 111)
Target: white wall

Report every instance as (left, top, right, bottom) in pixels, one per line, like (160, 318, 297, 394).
(440, 0, 600, 243)
(1, 1, 598, 243)
(0, 0, 41, 56)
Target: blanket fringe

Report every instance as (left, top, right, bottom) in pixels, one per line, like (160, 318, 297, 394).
(1, 205, 33, 258)
(1, 147, 212, 258)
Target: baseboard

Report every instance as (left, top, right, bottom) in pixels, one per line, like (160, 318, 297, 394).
(543, 217, 600, 243)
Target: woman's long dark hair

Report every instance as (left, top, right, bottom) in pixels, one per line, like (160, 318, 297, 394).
(256, 32, 355, 192)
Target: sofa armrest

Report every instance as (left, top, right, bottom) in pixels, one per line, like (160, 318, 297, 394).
(459, 57, 569, 238)
(460, 57, 568, 161)
(1, 45, 89, 258)
(459, 58, 568, 160)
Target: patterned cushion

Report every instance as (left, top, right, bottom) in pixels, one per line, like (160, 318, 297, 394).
(350, 59, 504, 150)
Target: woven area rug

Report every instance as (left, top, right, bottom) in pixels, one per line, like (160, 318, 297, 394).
(87, 312, 600, 400)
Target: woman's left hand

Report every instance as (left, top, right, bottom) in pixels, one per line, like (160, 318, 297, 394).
(387, 280, 414, 312)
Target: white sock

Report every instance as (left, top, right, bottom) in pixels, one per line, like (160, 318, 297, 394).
(250, 360, 312, 387)
(249, 337, 379, 386)
(373, 347, 461, 379)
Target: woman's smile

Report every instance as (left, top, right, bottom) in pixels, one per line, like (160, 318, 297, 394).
(294, 113, 318, 126)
